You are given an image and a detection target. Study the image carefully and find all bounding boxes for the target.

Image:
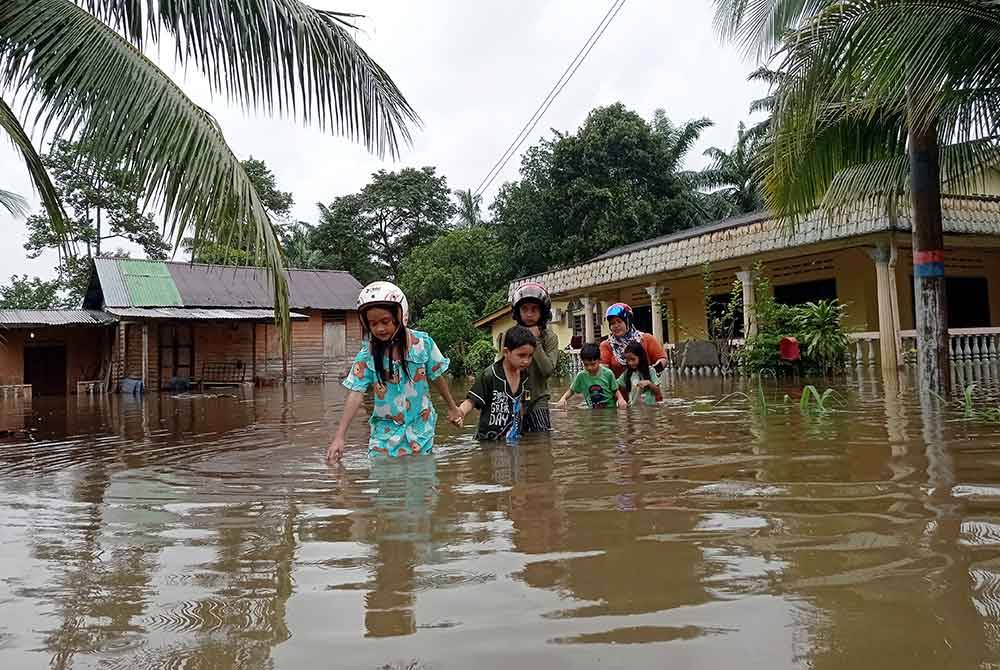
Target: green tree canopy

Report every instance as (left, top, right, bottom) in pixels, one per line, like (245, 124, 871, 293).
(313, 167, 455, 282)
(490, 103, 710, 277)
(0, 274, 63, 309)
(398, 226, 509, 319)
(698, 122, 765, 216)
(23, 140, 170, 304)
(415, 299, 487, 377)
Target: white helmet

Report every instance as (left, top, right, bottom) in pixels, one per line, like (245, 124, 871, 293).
(357, 281, 409, 325)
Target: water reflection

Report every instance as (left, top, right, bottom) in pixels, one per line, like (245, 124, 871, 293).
(2, 377, 1000, 667)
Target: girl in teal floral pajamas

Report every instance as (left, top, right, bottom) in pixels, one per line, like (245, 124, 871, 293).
(326, 282, 462, 461)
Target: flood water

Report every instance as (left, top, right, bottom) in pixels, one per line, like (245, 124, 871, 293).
(3, 373, 1000, 669)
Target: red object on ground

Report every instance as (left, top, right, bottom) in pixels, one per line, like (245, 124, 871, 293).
(779, 336, 801, 361)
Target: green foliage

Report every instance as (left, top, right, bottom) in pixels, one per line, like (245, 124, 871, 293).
(465, 338, 498, 375)
(1, 0, 419, 342)
(714, 1, 1000, 218)
(279, 221, 322, 269)
(951, 383, 1000, 423)
(22, 140, 169, 305)
(184, 158, 294, 265)
(798, 385, 842, 415)
(482, 288, 510, 318)
(398, 226, 509, 320)
(454, 188, 484, 227)
(702, 262, 744, 372)
(314, 167, 455, 282)
(25, 139, 170, 262)
(736, 271, 850, 376)
(697, 121, 764, 216)
(490, 104, 711, 278)
(312, 196, 381, 284)
(0, 274, 64, 309)
(792, 301, 850, 372)
(415, 299, 485, 377)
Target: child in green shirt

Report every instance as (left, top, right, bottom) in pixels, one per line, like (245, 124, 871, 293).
(556, 343, 627, 409)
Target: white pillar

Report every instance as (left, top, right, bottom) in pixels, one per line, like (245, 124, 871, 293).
(646, 285, 664, 343)
(869, 244, 902, 371)
(581, 296, 595, 344)
(735, 269, 756, 337)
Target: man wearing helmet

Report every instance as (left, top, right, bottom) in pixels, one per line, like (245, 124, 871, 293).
(599, 302, 668, 378)
(503, 282, 560, 433)
(326, 281, 463, 461)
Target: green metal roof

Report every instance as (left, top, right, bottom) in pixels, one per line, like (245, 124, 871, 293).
(118, 260, 183, 307)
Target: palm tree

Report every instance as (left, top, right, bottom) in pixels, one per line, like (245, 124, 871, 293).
(651, 109, 729, 221)
(454, 188, 483, 227)
(712, 0, 1000, 394)
(0, 1, 417, 336)
(699, 122, 764, 215)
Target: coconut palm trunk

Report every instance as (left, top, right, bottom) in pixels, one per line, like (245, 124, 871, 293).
(909, 123, 950, 393)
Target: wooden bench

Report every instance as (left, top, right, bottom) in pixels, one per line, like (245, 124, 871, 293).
(196, 361, 247, 391)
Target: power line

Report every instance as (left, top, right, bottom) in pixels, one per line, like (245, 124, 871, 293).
(471, 0, 628, 200)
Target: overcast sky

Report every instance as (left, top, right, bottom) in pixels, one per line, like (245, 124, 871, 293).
(0, 0, 765, 281)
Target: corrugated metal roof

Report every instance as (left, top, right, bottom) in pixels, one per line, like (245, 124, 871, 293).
(103, 307, 308, 320)
(93, 257, 130, 307)
(166, 263, 361, 310)
(90, 258, 363, 311)
(119, 259, 184, 307)
(0, 309, 116, 328)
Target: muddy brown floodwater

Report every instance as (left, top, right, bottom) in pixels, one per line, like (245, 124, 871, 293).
(3, 374, 1000, 669)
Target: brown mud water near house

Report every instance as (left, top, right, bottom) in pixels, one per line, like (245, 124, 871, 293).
(3, 375, 1000, 668)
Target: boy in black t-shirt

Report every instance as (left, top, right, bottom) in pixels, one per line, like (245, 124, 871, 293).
(452, 327, 536, 440)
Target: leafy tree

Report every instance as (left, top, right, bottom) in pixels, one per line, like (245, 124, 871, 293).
(713, 0, 1000, 392)
(311, 196, 381, 284)
(22, 140, 171, 304)
(315, 167, 455, 281)
(698, 122, 764, 216)
(415, 299, 488, 377)
(398, 226, 509, 319)
(454, 188, 484, 227)
(184, 158, 294, 264)
(280, 222, 322, 269)
(0, 0, 417, 336)
(490, 104, 709, 277)
(0, 274, 63, 309)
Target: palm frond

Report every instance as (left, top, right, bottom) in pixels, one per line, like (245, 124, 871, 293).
(0, 0, 291, 338)
(712, 0, 833, 59)
(0, 188, 28, 217)
(664, 117, 714, 170)
(81, 0, 418, 157)
(0, 96, 66, 240)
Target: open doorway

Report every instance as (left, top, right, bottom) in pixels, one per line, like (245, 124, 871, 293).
(24, 345, 67, 395)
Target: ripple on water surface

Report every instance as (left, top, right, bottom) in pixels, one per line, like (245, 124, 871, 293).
(2, 378, 1000, 668)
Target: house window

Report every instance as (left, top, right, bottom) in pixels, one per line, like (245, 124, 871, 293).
(159, 323, 194, 385)
(947, 277, 991, 328)
(774, 278, 837, 306)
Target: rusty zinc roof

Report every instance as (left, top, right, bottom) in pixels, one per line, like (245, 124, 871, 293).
(0, 309, 116, 328)
(103, 307, 309, 320)
(90, 258, 362, 310)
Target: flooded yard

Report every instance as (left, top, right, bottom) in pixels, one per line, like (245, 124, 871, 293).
(3, 374, 1000, 668)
